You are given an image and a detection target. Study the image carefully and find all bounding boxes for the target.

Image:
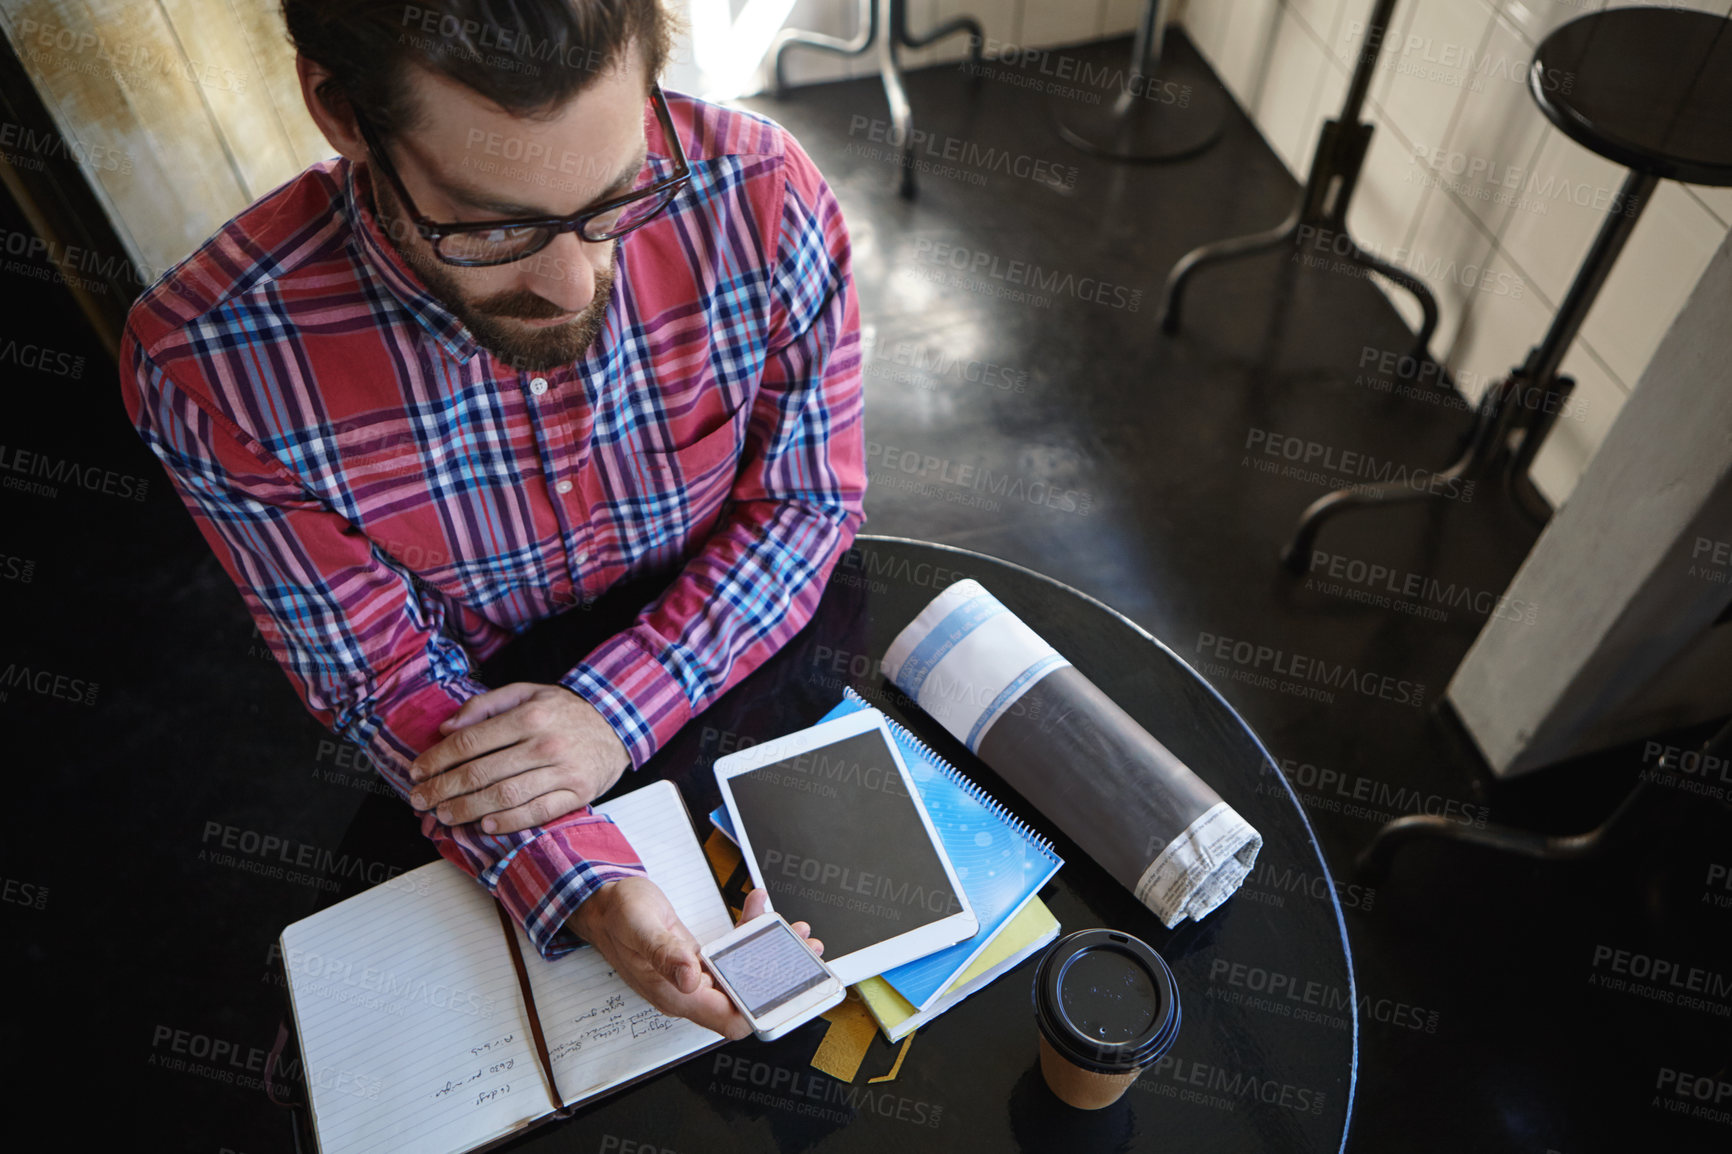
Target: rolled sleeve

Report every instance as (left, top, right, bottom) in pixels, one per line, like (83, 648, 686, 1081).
(559, 631, 690, 770)
(483, 815, 650, 959)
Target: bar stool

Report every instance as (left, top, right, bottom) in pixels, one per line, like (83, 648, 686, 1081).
(1051, 0, 1226, 164)
(770, 0, 984, 199)
(1160, 0, 1439, 362)
(1283, 6, 1732, 570)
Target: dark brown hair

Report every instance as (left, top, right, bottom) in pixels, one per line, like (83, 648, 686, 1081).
(283, 1, 673, 138)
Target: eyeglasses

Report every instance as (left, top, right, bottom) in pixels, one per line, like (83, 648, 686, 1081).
(353, 83, 691, 267)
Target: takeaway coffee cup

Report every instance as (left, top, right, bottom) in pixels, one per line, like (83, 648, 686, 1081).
(1032, 928, 1181, 1109)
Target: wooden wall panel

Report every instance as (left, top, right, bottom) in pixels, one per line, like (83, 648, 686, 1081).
(1, 0, 329, 289)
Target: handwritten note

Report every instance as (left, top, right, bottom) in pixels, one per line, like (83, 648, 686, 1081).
(521, 781, 735, 1107)
(279, 863, 546, 1153)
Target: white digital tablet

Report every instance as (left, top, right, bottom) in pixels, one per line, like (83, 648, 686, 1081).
(713, 707, 979, 986)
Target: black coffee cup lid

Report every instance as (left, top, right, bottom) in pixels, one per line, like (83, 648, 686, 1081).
(1033, 928, 1181, 1073)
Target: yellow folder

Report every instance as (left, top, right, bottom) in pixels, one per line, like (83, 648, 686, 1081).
(854, 896, 1061, 1043)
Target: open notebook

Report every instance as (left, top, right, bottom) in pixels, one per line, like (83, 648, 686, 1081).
(278, 780, 732, 1154)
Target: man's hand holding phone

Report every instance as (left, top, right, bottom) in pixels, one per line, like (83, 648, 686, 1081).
(570, 882, 824, 1041)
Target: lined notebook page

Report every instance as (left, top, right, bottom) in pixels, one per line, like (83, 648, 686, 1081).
(280, 862, 549, 1154)
(521, 779, 735, 1107)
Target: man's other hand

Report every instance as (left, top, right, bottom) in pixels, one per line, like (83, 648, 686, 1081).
(571, 882, 823, 1041)
(408, 683, 629, 833)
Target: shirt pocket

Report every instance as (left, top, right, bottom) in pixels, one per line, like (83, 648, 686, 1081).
(637, 405, 743, 488)
(622, 403, 744, 554)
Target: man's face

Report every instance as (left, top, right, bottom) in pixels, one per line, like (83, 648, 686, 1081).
(365, 50, 651, 372)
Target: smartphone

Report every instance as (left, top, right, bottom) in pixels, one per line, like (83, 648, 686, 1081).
(700, 911, 845, 1042)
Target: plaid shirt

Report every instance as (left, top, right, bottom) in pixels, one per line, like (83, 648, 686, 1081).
(120, 92, 865, 960)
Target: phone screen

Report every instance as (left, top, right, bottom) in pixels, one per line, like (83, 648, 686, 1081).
(709, 921, 831, 1018)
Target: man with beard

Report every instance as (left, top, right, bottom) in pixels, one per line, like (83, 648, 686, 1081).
(120, 0, 861, 1037)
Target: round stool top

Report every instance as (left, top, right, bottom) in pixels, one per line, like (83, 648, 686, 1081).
(1531, 8, 1732, 187)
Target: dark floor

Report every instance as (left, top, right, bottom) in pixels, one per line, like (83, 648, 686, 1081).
(5, 30, 1730, 1154)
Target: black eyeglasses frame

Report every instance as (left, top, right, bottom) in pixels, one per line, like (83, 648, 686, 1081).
(353, 83, 691, 267)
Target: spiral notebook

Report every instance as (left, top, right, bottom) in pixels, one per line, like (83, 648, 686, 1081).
(713, 688, 1062, 1012)
(277, 780, 732, 1154)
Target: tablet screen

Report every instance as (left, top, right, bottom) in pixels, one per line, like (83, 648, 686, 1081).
(727, 728, 965, 960)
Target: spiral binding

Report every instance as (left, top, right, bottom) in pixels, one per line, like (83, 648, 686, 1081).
(843, 685, 1059, 859)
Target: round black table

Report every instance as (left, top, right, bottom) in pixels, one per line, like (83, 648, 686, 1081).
(323, 536, 1359, 1152)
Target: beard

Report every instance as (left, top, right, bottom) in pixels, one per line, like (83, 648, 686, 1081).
(371, 170, 618, 373)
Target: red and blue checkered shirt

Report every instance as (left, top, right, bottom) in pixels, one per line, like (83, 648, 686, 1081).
(120, 92, 866, 960)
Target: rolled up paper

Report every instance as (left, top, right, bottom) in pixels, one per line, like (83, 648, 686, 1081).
(882, 579, 1262, 927)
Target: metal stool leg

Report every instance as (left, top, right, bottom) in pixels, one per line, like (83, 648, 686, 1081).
(1053, 0, 1227, 163)
(1160, 207, 1300, 333)
(1279, 370, 1526, 572)
(1278, 457, 1473, 572)
(1282, 168, 1656, 566)
(1342, 239, 1439, 366)
(770, 0, 877, 99)
(1356, 713, 1732, 884)
(883, 0, 984, 197)
(1357, 775, 1654, 884)
(772, 0, 983, 199)
(1158, 1, 1438, 352)
(875, 1, 916, 200)
(895, 7, 983, 60)
(1504, 373, 1576, 524)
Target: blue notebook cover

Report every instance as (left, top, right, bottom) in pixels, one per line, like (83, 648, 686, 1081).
(710, 686, 1062, 1012)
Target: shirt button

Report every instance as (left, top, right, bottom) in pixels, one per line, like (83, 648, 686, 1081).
(529, 377, 549, 396)
(555, 480, 574, 494)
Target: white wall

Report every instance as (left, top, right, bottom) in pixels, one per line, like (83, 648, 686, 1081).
(710, 0, 1147, 94)
(1177, 0, 1732, 508)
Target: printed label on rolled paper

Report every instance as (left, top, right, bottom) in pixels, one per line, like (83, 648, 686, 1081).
(1134, 803, 1263, 928)
(882, 579, 1070, 751)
